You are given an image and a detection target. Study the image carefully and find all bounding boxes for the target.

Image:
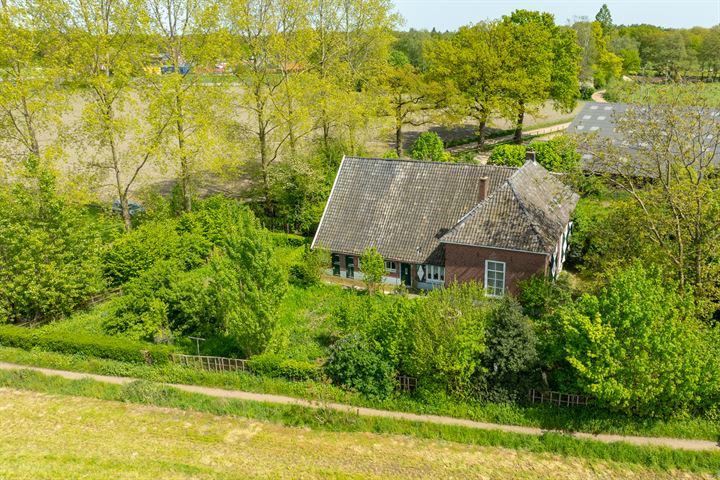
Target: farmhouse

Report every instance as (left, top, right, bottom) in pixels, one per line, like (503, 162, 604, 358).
(312, 156, 579, 295)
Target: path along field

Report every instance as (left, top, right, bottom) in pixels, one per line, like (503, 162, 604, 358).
(0, 388, 709, 480)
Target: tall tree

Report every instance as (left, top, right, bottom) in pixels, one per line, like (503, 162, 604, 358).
(62, 0, 167, 231)
(500, 10, 580, 143)
(224, 0, 294, 214)
(307, 0, 398, 150)
(584, 85, 720, 315)
(698, 27, 720, 80)
(426, 22, 507, 147)
(0, 0, 65, 170)
(590, 21, 622, 86)
(594, 4, 613, 36)
(145, 0, 222, 212)
(381, 50, 441, 155)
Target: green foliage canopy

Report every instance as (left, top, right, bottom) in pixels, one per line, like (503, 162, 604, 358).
(561, 264, 720, 416)
(0, 160, 105, 323)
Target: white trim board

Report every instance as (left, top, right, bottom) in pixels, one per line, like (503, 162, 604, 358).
(311, 155, 346, 249)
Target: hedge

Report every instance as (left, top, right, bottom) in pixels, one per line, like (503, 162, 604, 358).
(247, 353, 320, 381)
(0, 325, 173, 365)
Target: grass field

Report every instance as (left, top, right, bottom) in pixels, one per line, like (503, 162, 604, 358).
(0, 387, 712, 480)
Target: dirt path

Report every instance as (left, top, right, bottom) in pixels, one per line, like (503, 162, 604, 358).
(1, 361, 718, 452)
(446, 122, 571, 154)
(591, 89, 608, 103)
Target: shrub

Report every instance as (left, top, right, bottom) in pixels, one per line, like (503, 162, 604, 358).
(360, 247, 385, 294)
(0, 159, 106, 323)
(325, 334, 395, 398)
(102, 220, 211, 286)
(178, 196, 259, 245)
(529, 142, 562, 170)
(289, 245, 329, 287)
(488, 144, 526, 167)
(0, 325, 172, 364)
(410, 132, 448, 162)
(105, 260, 216, 342)
(247, 352, 319, 381)
(579, 83, 595, 100)
(530, 136, 580, 172)
(560, 263, 718, 417)
(517, 274, 573, 319)
(406, 282, 488, 396)
(478, 297, 540, 402)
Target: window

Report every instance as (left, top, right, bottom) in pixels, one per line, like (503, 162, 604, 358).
(425, 265, 445, 283)
(485, 260, 506, 296)
(385, 261, 396, 272)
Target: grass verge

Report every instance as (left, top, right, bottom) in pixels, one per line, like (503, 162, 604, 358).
(0, 345, 718, 444)
(0, 368, 719, 476)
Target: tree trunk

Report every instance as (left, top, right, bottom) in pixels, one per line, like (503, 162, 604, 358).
(513, 103, 525, 144)
(256, 91, 272, 216)
(175, 93, 191, 212)
(20, 94, 41, 158)
(476, 117, 487, 149)
(395, 107, 403, 156)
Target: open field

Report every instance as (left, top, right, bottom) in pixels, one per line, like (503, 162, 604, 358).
(20, 86, 585, 204)
(0, 388, 712, 480)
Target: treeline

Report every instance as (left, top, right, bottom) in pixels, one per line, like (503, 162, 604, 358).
(1, 0, 587, 235)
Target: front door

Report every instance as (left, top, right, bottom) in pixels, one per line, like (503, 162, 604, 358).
(346, 255, 355, 278)
(400, 263, 411, 287)
(331, 254, 340, 276)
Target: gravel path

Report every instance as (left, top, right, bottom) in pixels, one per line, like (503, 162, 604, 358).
(1, 361, 718, 452)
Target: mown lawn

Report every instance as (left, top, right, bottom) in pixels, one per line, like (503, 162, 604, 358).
(0, 387, 711, 480)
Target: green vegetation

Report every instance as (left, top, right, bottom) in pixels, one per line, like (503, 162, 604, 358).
(1, 370, 719, 476)
(0, 159, 107, 324)
(410, 132, 450, 161)
(1, 346, 718, 441)
(558, 264, 720, 417)
(489, 136, 580, 171)
(359, 246, 385, 294)
(0, 325, 172, 364)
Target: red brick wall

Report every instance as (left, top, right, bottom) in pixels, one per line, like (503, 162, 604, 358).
(443, 244, 549, 295)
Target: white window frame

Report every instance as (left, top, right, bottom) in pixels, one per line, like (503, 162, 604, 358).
(484, 260, 506, 297)
(424, 265, 445, 284)
(384, 260, 397, 273)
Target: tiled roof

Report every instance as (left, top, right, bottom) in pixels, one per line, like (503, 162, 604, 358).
(311, 157, 516, 264)
(439, 161, 579, 254)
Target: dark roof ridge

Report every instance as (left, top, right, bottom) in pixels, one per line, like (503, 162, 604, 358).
(343, 156, 521, 171)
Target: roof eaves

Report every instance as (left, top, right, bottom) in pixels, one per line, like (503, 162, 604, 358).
(440, 239, 550, 256)
(311, 155, 346, 249)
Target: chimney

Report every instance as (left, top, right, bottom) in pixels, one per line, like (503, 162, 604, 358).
(478, 176, 488, 202)
(525, 149, 536, 163)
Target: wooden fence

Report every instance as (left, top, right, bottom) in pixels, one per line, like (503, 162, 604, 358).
(174, 354, 420, 393)
(397, 375, 417, 392)
(172, 354, 249, 373)
(528, 389, 593, 407)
